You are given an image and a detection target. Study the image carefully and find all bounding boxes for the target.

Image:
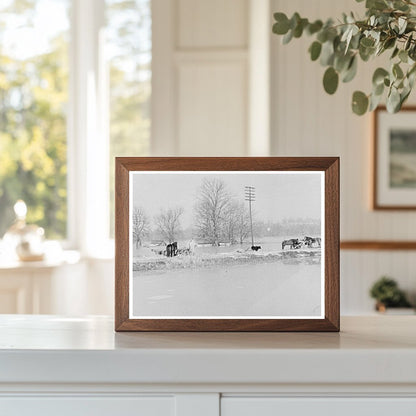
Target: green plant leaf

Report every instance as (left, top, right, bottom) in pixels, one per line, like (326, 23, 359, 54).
(293, 17, 308, 38)
(282, 29, 293, 44)
(399, 49, 408, 63)
(323, 67, 339, 94)
(393, 63, 404, 79)
(366, 0, 388, 8)
(307, 20, 323, 35)
(387, 87, 401, 112)
(369, 92, 383, 111)
(320, 40, 335, 66)
(342, 56, 357, 82)
(352, 91, 369, 115)
(374, 82, 385, 95)
(391, 47, 399, 59)
(360, 37, 375, 48)
(372, 67, 389, 86)
(334, 52, 352, 72)
(309, 41, 322, 61)
(273, 13, 290, 34)
(383, 37, 396, 50)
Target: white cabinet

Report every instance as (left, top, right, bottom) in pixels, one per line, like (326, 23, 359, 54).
(222, 398, 416, 416)
(1, 316, 416, 416)
(1, 397, 175, 416)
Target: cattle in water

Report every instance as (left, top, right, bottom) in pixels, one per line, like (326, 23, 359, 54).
(304, 236, 321, 248)
(166, 242, 178, 257)
(282, 239, 301, 250)
(251, 245, 261, 251)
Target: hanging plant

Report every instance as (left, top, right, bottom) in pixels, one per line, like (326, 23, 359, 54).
(272, 0, 416, 115)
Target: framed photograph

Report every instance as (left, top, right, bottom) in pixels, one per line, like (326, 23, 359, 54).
(374, 106, 416, 209)
(115, 157, 339, 332)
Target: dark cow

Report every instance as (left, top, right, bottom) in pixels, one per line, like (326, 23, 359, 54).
(251, 245, 262, 251)
(282, 239, 301, 250)
(304, 236, 321, 248)
(166, 242, 178, 257)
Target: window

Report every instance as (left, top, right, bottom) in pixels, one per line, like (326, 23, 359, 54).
(106, 0, 151, 237)
(0, 0, 70, 239)
(0, 0, 151, 251)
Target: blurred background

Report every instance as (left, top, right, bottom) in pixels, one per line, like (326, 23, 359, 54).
(0, 0, 415, 316)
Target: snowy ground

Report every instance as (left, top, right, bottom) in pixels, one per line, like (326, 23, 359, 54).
(131, 245, 322, 317)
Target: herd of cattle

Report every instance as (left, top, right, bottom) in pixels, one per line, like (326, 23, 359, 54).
(281, 236, 321, 250)
(151, 236, 321, 258)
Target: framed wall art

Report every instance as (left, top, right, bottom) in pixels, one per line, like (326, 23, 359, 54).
(115, 157, 339, 332)
(374, 106, 416, 210)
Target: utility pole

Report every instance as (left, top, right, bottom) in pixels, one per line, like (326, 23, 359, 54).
(245, 186, 255, 247)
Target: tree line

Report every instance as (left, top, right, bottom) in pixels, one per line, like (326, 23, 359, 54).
(132, 178, 321, 248)
(132, 178, 251, 248)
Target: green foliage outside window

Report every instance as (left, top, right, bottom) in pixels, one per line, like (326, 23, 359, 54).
(0, 1, 69, 238)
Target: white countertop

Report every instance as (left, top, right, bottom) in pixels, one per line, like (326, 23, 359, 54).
(1, 315, 415, 386)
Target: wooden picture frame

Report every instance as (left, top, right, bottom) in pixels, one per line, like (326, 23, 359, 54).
(115, 157, 339, 332)
(373, 106, 416, 210)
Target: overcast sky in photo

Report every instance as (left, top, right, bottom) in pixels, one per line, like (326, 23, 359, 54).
(132, 172, 322, 229)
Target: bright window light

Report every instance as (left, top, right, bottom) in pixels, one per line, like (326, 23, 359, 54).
(0, 0, 70, 239)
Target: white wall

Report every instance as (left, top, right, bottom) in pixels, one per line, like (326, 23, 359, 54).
(152, 0, 271, 157)
(271, 0, 416, 313)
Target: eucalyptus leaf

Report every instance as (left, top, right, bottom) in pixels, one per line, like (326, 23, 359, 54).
(391, 47, 399, 59)
(334, 52, 351, 72)
(393, 63, 404, 79)
(320, 41, 335, 66)
(401, 87, 411, 106)
(373, 82, 385, 96)
(273, 13, 290, 35)
(360, 37, 375, 48)
(398, 17, 407, 34)
(369, 92, 383, 111)
(272, 2, 416, 115)
(352, 91, 369, 115)
(323, 67, 339, 94)
(342, 56, 358, 82)
(399, 49, 408, 63)
(282, 29, 294, 44)
(307, 20, 323, 35)
(387, 87, 401, 112)
(366, 0, 388, 9)
(383, 37, 396, 49)
(309, 41, 322, 61)
(372, 67, 389, 85)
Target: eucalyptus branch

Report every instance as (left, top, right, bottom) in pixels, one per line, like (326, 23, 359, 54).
(272, 0, 416, 115)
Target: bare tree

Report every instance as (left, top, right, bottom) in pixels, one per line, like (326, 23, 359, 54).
(132, 206, 150, 248)
(155, 207, 184, 243)
(235, 202, 251, 244)
(194, 179, 230, 246)
(223, 201, 240, 244)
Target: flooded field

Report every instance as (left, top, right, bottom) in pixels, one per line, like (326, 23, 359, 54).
(132, 256, 322, 317)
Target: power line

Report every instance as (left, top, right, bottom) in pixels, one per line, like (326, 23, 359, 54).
(245, 186, 255, 247)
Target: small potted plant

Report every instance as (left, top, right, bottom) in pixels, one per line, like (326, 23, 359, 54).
(370, 276, 414, 314)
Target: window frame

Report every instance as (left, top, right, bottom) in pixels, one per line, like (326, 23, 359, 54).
(67, 0, 111, 257)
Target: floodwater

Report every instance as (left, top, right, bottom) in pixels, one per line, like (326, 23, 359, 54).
(132, 259, 322, 317)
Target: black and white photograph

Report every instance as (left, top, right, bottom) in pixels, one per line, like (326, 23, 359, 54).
(129, 171, 324, 319)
